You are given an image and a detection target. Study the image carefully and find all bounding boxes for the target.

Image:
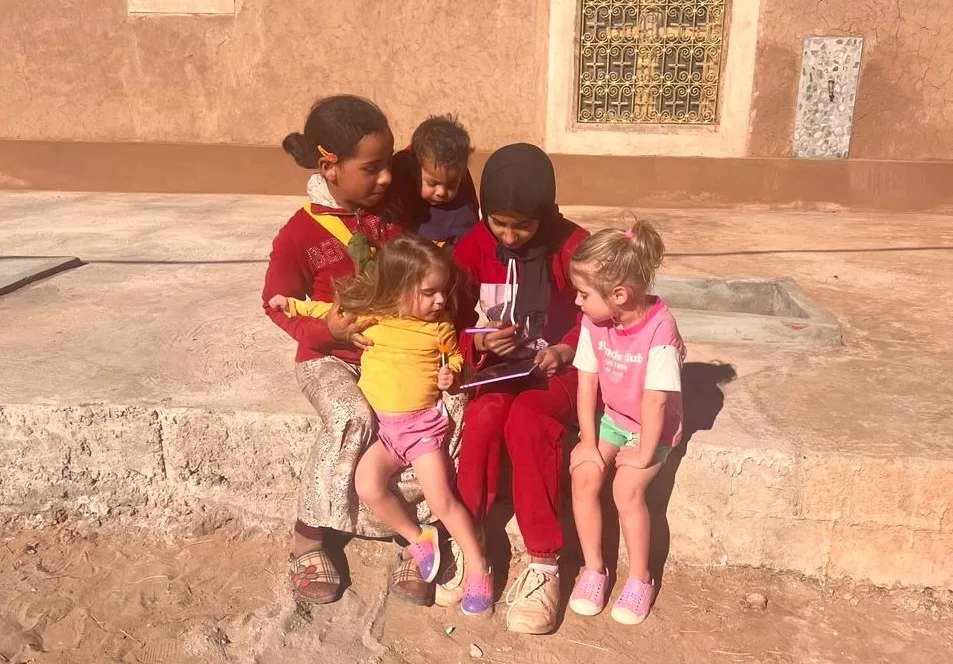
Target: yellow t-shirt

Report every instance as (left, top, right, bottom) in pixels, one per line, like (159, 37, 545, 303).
(285, 298, 464, 413)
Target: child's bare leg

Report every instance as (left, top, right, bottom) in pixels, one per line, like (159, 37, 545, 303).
(570, 442, 619, 572)
(354, 441, 421, 543)
(613, 463, 663, 582)
(411, 451, 488, 576)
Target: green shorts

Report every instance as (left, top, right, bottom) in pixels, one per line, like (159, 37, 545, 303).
(599, 413, 673, 465)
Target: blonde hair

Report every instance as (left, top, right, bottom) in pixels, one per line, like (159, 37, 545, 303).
(336, 234, 456, 318)
(570, 220, 665, 298)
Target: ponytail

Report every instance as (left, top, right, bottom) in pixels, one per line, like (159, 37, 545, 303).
(570, 218, 666, 296)
(625, 220, 665, 286)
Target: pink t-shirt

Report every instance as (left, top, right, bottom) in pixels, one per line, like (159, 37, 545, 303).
(573, 298, 686, 447)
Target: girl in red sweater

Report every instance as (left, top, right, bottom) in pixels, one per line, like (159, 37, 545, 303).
(262, 95, 458, 607)
(439, 144, 589, 634)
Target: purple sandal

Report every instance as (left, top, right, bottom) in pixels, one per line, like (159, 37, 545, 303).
(461, 568, 494, 616)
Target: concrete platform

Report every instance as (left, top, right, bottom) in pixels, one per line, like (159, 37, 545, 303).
(1, 191, 952, 588)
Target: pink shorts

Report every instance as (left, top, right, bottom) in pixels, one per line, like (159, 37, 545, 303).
(377, 407, 448, 466)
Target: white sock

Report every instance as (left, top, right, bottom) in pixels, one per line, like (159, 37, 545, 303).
(529, 562, 559, 576)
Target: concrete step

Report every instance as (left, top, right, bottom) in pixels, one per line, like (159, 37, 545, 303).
(2, 401, 950, 589)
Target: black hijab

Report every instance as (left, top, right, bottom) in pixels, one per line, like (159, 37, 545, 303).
(479, 143, 556, 328)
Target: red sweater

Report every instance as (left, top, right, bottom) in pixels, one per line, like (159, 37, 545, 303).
(262, 200, 406, 363)
(452, 214, 589, 364)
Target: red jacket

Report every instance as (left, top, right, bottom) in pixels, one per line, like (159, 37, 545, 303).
(262, 196, 406, 363)
(452, 214, 589, 364)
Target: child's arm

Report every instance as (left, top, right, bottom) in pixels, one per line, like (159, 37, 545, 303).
(572, 325, 599, 441)
(262, 223, 336, 352)
(627, 390, 668, 468)
(436, 322, 464, 391)
(537, 231, 589, 375)
(291, 299, 333, 319)
(620, 334, 684, 469)
(438, 323, 465, 372)
(569, 326, 605, 472)
(576, 370, 599, 445)
(268, 296, 334, 319)
(437, 365, 455, 392)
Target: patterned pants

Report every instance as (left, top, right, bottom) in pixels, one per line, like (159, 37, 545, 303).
(295, 356, 466, 539)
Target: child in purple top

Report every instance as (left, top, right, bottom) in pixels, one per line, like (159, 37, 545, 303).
(391, 115, 478, 247)
(566, 221, 686, 626)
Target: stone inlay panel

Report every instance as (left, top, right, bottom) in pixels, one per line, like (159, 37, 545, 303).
(793, 36, 864, 159)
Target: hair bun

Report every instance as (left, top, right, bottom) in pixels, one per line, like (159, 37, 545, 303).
(282, 131, 317, 168)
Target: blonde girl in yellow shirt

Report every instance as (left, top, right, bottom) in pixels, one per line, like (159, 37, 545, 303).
(269, 234, 492, 616)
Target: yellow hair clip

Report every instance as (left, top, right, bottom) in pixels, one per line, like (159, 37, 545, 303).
(317, 145, 338, 163)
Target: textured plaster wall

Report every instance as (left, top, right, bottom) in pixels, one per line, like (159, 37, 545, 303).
(3, 0, 953, 160)
(0, 0, 549, 149)
(750, 0, 953, 160)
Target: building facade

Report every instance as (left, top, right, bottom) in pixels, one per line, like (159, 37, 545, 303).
(2, 1, 952, 208)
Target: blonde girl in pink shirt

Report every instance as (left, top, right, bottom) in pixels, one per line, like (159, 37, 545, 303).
(567, 221, 686, 625)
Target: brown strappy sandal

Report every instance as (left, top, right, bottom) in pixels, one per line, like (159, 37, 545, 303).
(290, 550, 342, 604)
(389, 547, 433, 606)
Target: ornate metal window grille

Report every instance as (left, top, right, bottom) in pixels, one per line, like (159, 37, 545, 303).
(577, 1, 727, 124)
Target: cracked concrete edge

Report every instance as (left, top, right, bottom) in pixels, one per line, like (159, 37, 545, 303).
(0, 256, 84, 296)
(1, 402, 951, 588)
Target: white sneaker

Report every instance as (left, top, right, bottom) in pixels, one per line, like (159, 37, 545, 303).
(435, 537, 465, 607)
(504, 565, 560, 635)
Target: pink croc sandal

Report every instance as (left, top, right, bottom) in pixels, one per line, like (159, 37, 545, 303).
(461, 568, 494, 616)
(569, 568, 608, 616)
(611, 577, 655, 625)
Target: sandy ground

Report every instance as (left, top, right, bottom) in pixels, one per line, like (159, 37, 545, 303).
(2, 523, 952, 664)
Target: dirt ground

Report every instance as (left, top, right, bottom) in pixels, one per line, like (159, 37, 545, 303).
(2, 523, 951, 664)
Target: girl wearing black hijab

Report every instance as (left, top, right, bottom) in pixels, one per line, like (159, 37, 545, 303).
(442, 143, 589, 635)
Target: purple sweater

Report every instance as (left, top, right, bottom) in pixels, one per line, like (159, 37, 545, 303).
(392, 148, 479, 246)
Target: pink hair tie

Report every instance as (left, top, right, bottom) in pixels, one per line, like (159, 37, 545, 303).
(623, 228, 634, 239)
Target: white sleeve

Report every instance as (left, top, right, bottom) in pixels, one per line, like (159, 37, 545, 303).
(644, 345, 682, 392)
(572, 326, 599, 374)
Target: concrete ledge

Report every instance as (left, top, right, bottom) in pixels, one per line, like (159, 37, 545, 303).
(3, 402, 950, 589)
(0, 404, 314, 530)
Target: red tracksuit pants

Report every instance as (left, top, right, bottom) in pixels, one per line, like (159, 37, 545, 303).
(455, 368, 578, 558)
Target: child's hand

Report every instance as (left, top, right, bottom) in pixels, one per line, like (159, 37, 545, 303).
(616, 446, 651, 470)
(478, 322, 520, 357)
(328, 302, 376, 350)
(268, 294, 290, 313)
(534, 344, 574, 378)
(437, 365, 455, 391)
(569, 439, 605, 473)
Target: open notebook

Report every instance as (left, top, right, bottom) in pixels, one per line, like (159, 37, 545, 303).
(459, 358, 537, 390)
